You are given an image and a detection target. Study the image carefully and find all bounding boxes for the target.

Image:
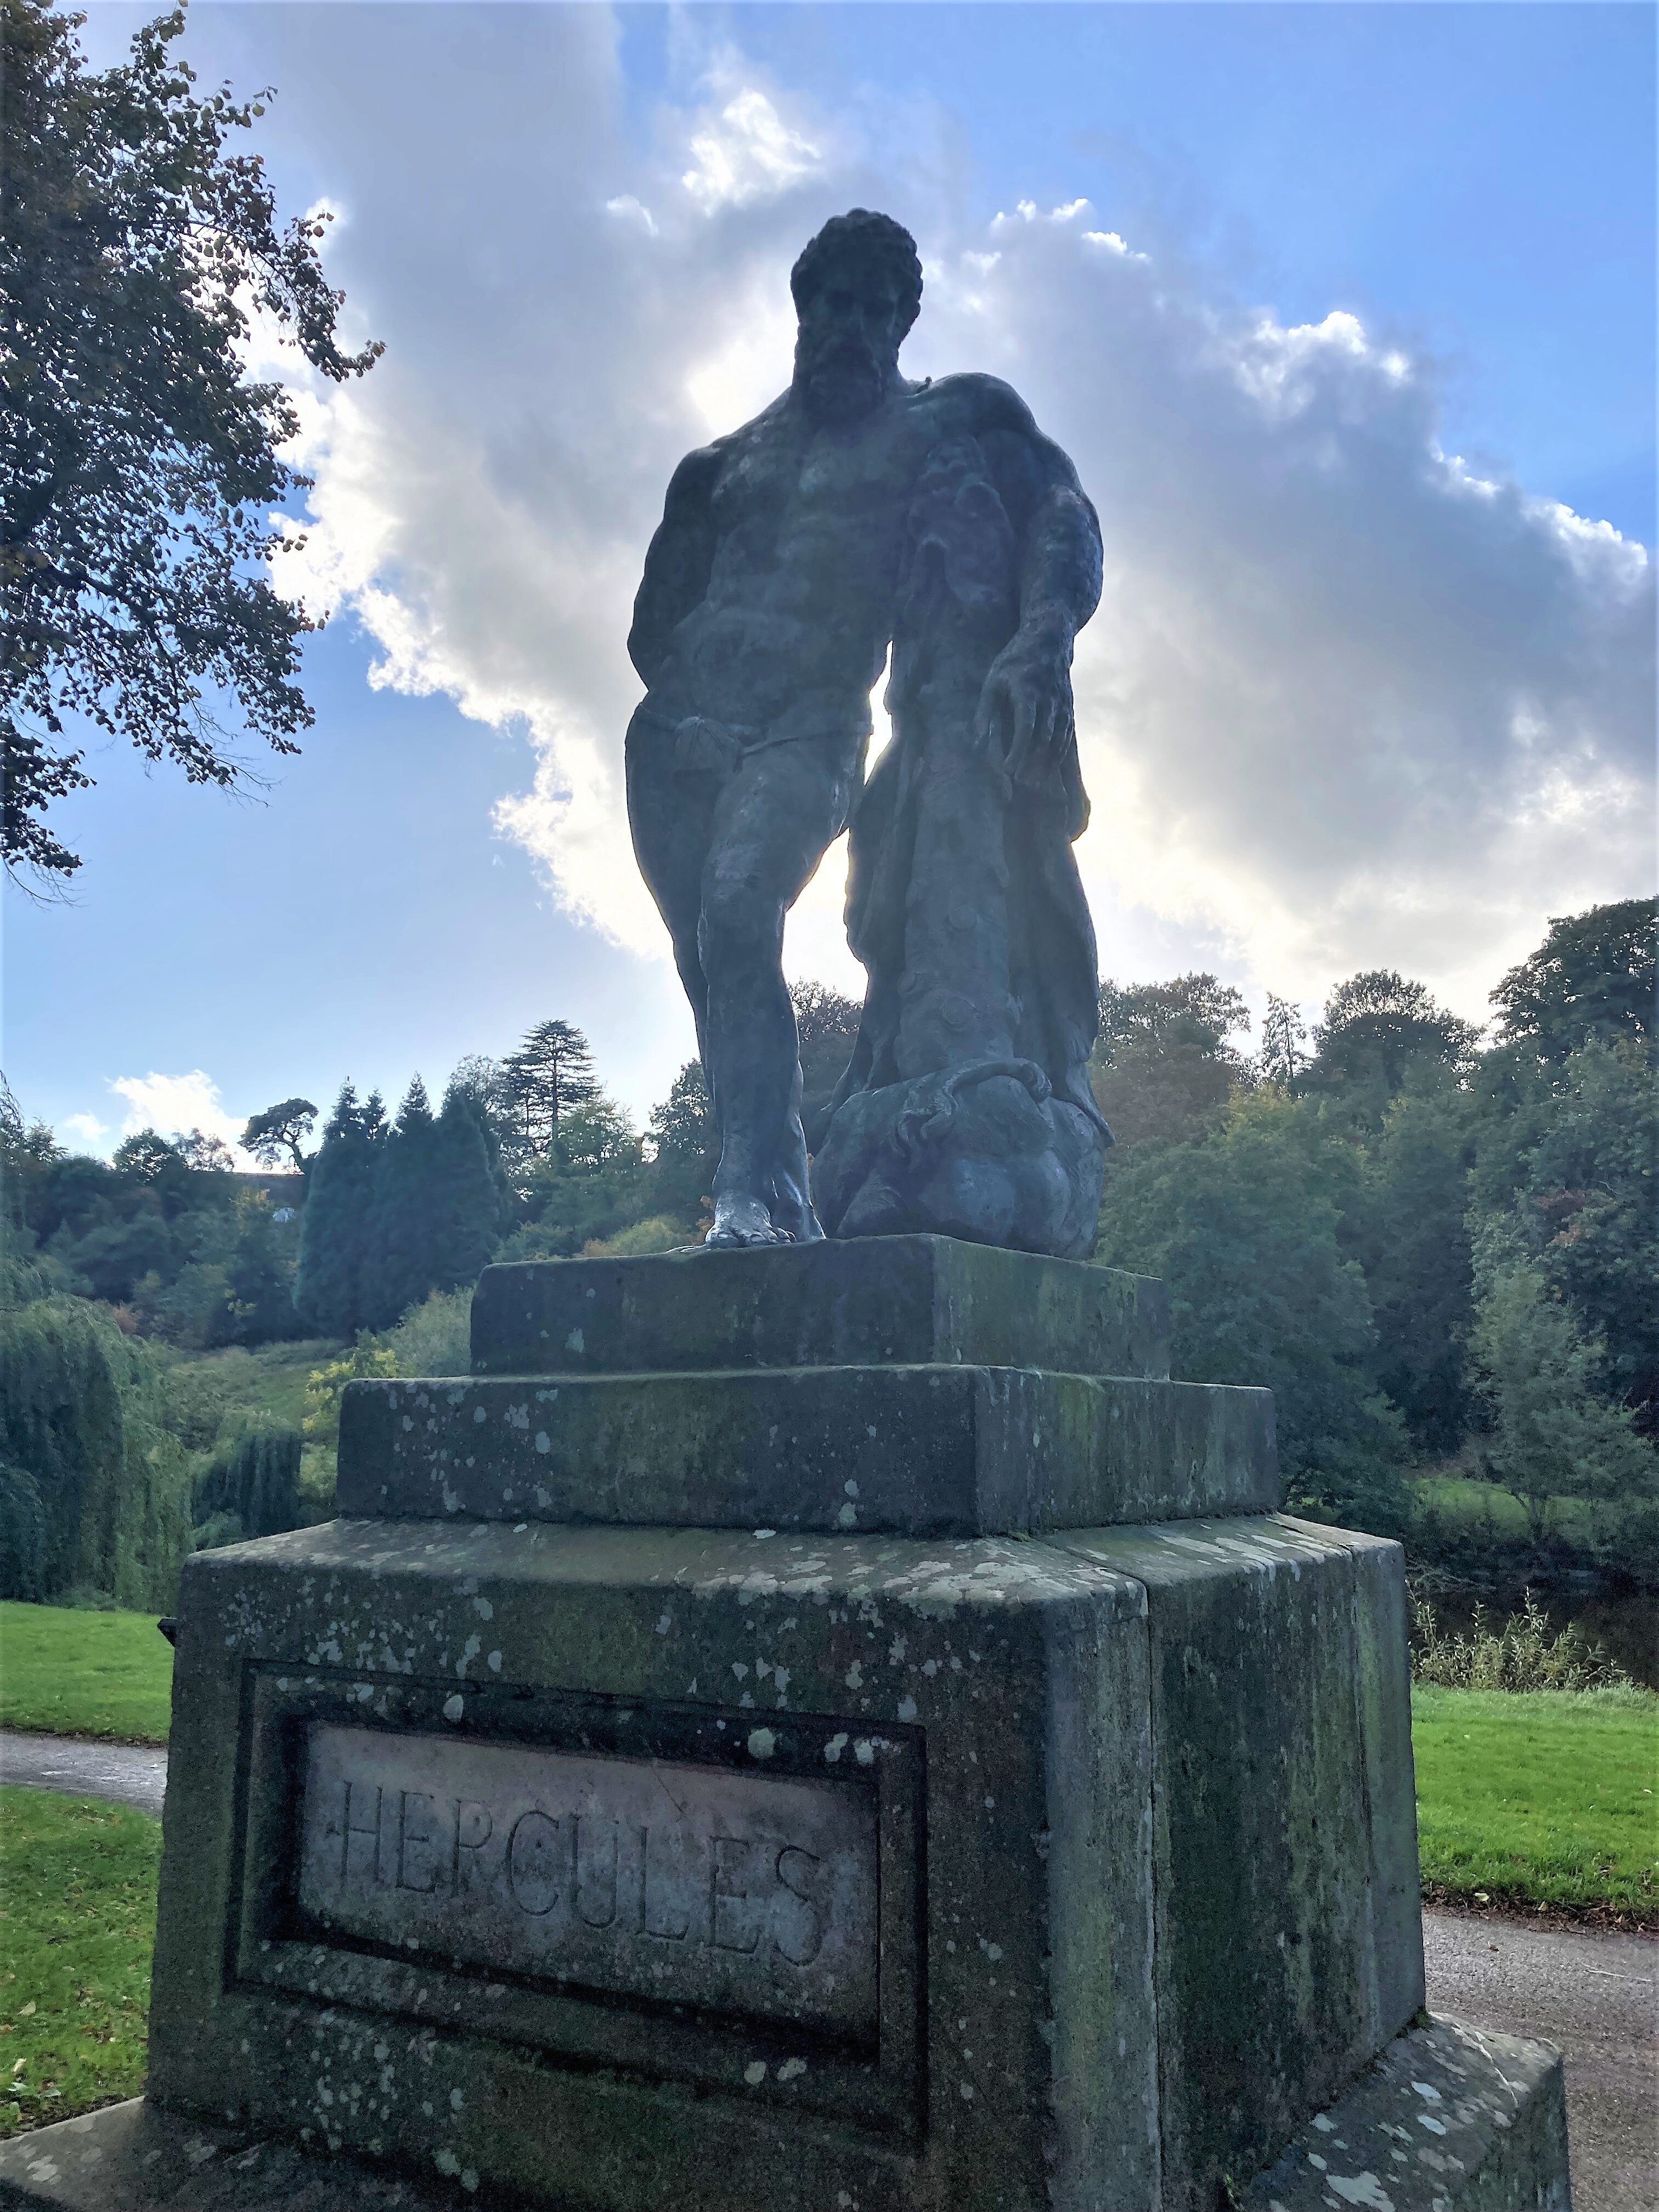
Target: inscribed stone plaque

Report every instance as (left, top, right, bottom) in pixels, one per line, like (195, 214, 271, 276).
(297, 1725, 878, 2034)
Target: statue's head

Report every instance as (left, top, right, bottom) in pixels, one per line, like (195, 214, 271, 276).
(790, 210, 922, 425)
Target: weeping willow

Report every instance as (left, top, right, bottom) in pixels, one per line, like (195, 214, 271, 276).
(195, 1416, 303, 1546)
(0, 1297, 192, 1606)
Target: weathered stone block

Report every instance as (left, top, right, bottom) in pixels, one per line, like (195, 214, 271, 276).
(338, 1366, 1277, 1534)
(147, 1516, 1160, 2212)
(1238, 2014, 1571, 2210)
(0, 2025, 1572, 2212)
(1052, 1516, 1426, 2212)
(470, 1235, 1170, 1380)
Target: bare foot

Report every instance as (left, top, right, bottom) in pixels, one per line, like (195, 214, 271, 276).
(705, 1190, 795, 1248)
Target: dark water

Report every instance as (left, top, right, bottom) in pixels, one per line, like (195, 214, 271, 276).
(1421, 1584, 1658, 1691)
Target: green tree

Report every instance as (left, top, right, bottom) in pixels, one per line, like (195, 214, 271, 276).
(294, 1081, 384, 1335)
(1302, 970, 1479, 1124)
(1096, 1090, 1407, 1527)
(222, 1187, 299, 1344)
(646, 1060, 717, 1224)
(302, 1339, 397, 1453)
(1471, 1040, 1658, 1430)
(425, 1085, 503, 1297)
(0, 1294, 191, 1604)
(1, 0, 381, 879)
(501, 1020, 596, 1155)
(1468, 1228, 1655, 1544)
(110, 1127, 193, 1212)
(365, 1076, 439, 1328)
(1491, 897, 1656, 1064)
(1257, 992, 1310, 1088)
(555, 1096, 640, 1177)
(240, 1097, 318, 1175)
(791, 979, 861, 1137)
(1347, 1085, 1477, 1455)
(1091, 973, 1252, 1149)
(194, 1413, 302, 1545)
(174, 1127, 235, 1172)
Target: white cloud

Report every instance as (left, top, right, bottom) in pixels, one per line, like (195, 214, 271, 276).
(683, 86, 821, 214)
(61, 1113, 109, 1149)
(224, 10, 1649, 1036)
(109, 1071, 254, 1163)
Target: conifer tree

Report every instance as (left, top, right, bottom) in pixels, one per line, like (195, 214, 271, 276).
(295, 1082, 385, 1335)
(427, 1086, 503, 1294)
(366, 1077, 439, 1328)
(502, 1020, 596, 1155)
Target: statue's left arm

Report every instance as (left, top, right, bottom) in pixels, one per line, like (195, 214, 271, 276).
(966, 380, 1104, 787)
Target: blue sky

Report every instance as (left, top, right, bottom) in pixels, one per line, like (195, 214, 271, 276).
(7, 1, 1654, 1158)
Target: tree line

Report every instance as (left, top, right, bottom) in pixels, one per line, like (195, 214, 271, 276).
(2, 899, 1652, 1605)
(1090, 899, 1655, 1557)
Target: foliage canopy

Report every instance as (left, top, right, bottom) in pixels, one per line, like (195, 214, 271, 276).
(1, 0, 380, 879)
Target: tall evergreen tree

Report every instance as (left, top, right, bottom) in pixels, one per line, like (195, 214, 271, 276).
(502, 1020, 596, 1155)
(365, 1077, 439, 1328)
(426, 1086, 503, 1295)
(294, 1082, 384, 1335)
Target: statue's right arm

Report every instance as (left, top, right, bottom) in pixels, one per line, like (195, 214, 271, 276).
(627, 445, 722, 688)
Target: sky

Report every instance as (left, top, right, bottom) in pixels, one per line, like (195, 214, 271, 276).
(6, 0, 1654, 1161)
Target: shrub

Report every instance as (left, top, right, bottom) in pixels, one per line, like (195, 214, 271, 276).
(583, 1215, 691, 1259)
(302, 1339, 399, 1451)
(1409, 1586, 1633, 1692)
(383, 1286, 472, 1379)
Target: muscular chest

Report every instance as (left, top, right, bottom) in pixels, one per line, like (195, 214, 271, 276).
(708, 411, 922, 590)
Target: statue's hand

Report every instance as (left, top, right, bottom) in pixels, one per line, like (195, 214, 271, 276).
(974, 629, 1075, 788)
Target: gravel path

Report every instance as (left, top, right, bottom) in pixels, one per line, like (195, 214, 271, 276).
(1423, 1906, 1656, 2212)
(3, 1733, 1651, 2203)
(0, 1730, 167, 1818)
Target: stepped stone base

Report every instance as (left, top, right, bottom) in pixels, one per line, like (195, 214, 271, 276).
(467, 1235, 1171, 1380)
(0, 2019, 1570, 2212)
(103, 1239, 1571, 2211)
(338, 1367, 1276, 1534)
(1238, 2014, 1571, 2211)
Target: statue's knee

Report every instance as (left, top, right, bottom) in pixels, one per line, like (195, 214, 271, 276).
(699, 878, 774, 968)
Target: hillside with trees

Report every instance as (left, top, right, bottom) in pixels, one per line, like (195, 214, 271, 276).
(2, 908, 1652, 1611)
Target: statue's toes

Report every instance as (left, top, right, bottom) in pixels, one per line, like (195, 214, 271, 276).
(705, 1222, 795, 1250)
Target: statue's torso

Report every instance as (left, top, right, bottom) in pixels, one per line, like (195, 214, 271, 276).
(648, 377, 1007, 736)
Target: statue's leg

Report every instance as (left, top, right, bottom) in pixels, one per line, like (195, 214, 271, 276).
(699, 741, 853, 1248)
(626, 711, 718, 1067)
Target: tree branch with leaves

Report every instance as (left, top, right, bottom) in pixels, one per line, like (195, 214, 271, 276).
(1, 0, 382, 880)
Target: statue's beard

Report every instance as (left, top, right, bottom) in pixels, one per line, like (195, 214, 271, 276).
(795, 332, 891, 424)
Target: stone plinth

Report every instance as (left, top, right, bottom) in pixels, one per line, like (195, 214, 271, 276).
(111, 1240, 1567, 2211)
(469, 1235, 1171, 1379)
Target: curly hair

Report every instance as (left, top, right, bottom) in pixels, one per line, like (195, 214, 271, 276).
(790, 210, 923, 338)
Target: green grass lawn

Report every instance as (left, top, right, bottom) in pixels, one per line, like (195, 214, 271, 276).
(165, 1337, 342, 1434)
(1, 1605, 173, 1745)
(1413, 1684, 1657, 1922)
(0, 1788, 161, 2136)
(1409, 1471, 1601, 1548)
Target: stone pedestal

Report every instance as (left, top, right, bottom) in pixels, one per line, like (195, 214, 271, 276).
(21, 1238, 1567, 2211)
